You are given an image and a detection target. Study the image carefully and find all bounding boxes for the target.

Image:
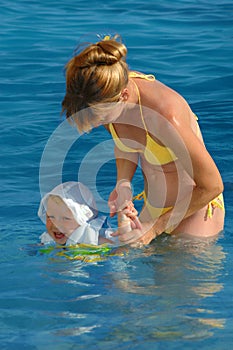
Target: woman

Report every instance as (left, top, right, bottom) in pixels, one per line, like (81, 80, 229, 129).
(61, 35, 225, 245)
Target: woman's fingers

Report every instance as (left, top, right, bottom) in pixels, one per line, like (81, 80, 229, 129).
(131, 216, 142, 230)
(121, 201, 138, 216)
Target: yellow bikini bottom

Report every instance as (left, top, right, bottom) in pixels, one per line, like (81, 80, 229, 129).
(133, 192, 225, 233)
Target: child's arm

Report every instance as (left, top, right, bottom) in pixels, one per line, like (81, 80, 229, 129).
(98, 236, 114, 245)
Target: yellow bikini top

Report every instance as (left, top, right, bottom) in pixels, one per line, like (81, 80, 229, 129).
(108, 72, 177, 166)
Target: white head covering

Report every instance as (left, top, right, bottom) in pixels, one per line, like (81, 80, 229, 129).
(38, 181, 98, 226)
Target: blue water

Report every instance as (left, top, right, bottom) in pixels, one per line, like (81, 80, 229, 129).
(1, 0, 233, 348)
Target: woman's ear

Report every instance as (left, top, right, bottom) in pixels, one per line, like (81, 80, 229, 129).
(120, 88, 129, 102)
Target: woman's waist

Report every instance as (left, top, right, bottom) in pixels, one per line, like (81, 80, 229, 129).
(143, 173, 194, 199)
(141, 192, 225, 222)
(139, 176, 194, 208)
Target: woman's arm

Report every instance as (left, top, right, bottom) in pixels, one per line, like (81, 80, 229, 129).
(153, 112, 223, 233)
(115, 145, 139, 183)
(108, 146, 139, 216)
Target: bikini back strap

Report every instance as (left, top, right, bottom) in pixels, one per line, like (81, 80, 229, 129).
(129, 72, 155, 81)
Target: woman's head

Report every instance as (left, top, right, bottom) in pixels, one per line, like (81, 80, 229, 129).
(62, 35, 129, 132)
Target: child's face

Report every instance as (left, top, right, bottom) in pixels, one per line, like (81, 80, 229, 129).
(46, 196, 79, 245)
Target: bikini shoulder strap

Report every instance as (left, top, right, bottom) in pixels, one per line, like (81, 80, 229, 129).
(130, 79, 149, 134)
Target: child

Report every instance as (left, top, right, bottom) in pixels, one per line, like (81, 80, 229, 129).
(38, 181, 141, 247)
(38, 181, 115, 246)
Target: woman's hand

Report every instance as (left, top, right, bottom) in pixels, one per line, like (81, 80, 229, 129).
(108, 180, 133, 217)
(108, 188, 119, 217)
(111, 221, 160, 246)
(120, 201, 142, 230)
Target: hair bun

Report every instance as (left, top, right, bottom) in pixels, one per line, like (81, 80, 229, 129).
(96, 39, 127, 65)
(75, 39, 127, 67)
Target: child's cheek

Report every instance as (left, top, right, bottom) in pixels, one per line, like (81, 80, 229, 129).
(46, 218, 53, 231)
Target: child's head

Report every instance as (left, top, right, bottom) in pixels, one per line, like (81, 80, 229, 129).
(45, 195, 80, 245)
(38, 182, 97, 245)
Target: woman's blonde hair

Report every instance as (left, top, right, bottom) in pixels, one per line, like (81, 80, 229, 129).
(61, 35, 128, 132)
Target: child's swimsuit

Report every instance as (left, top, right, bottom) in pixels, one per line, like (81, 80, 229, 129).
(108, 71, 224, 228)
